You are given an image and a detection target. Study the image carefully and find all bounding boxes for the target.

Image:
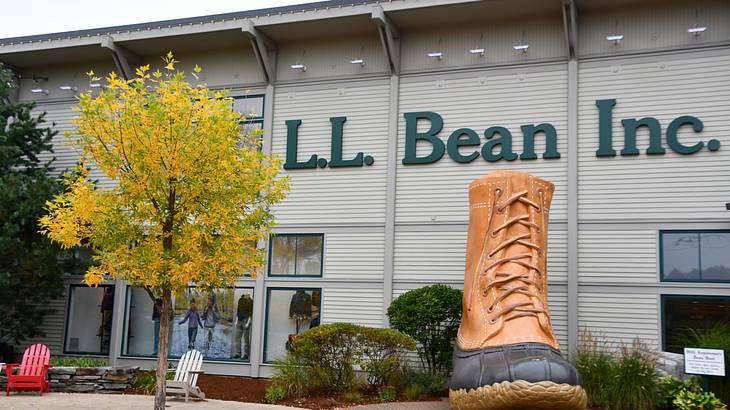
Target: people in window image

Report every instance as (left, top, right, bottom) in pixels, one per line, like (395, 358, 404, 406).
(99, 287, 114, 353)
(152, 297, 173, 355)
(179, 298, 203, 350)
(234, 294, 253, 360)
(289, 289, 312, 334)
(202, 296, 221, 356)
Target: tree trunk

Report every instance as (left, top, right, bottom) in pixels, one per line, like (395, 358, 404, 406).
(154, 289, 172, 410)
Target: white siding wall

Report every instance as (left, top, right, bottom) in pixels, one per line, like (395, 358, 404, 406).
(578, 291, 660, 350)
(579, 230, 657, 284)
(548, 286, 568, 348)
(578, 52, 730, 222)
(324, 231, 385, 281)
(396, 65, 569, 224)
(16, 292, 67, 356)
(271, 79, 391, 226)
(321, 287, 384, 328)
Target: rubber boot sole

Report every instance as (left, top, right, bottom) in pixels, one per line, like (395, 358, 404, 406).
(449, 379, 587, 410)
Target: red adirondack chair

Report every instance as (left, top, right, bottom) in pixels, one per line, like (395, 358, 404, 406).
(5, 343, 51, 396)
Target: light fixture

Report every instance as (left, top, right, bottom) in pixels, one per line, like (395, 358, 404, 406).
(31, 88, 48, 95)
(58, 85, 77, 92)
(513, 44, 529, 52)
(350, 58, 365, 66)
(469, 48, 485, 57)
(427, 52, 443, 60)
(688, 26, 707, 35)
(290, 63, 307, 72)
(89, 83, 102, 88)
(606, 34, 624, 44)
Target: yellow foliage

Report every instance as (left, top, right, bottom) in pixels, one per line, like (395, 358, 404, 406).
(40, 54, 290, 294)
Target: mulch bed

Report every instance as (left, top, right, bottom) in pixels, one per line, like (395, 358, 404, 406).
(126, 372, 444, 409)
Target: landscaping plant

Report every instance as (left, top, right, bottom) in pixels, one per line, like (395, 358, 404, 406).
(271, 353, 311, 398)
(377, 385, 397, 402)
(264, 385, 286, 404)
(386, 284, 462, 374)
(657, 377, 727, 410)
(39, 54, 289, 410)
(49, 356, 108, 368)
(342, 391, 363, 404)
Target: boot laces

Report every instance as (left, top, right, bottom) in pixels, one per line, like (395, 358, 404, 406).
(482, 190, 546, 323)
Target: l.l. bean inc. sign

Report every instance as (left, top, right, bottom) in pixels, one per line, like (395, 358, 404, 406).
(283, 99, 721, 170)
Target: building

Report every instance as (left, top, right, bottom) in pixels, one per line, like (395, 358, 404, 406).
(1, 0, 729, 377)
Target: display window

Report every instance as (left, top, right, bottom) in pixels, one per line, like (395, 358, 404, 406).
(64, 285, 115, 355)
(122, 286, 254, 361)
(233, 95, 264, 149)
(268, 234, 324, 277)
(661, 295, 730, 353)
(660, 230, 730, 282)
(263, 288, 322, 363)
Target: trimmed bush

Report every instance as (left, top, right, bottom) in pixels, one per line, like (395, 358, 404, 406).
(286, 323, 416, 394)
(387, 284, 462, 374)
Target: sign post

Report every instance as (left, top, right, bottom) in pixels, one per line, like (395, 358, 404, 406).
(684, 347, 726, 392)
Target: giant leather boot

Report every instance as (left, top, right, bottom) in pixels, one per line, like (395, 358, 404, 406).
(449, 171, 586, 410)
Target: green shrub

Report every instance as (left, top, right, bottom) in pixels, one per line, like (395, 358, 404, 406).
(404, 370, 447, 396)
(377, 385, 397, 402)
(673, 388, 727, 410)
(264, 385, 286, 403)
(341, 391, 363, 404)
(387, 285, 462, 374)
(291, 323, 361, 392)
(271, 354, 311, 398)
(573, 330, 658, 410)
(682, 324, 730, 404)
(657, 377, 697, 409)
(657, 377, 727, 410)
(290, 323, 415, 393)
(403, 384, 423, 401)
(49, 356, 107, 367)
(360, 327, 416, 387)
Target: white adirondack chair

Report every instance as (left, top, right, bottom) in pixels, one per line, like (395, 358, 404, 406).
(166, 349, 206, 402)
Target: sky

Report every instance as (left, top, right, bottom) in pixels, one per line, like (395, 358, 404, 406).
(0, 0, 315, 39)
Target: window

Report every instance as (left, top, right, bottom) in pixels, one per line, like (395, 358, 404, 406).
(660, 231, 730, 282)
(263, 288, 322, 363)
(64, 285, 115, 355)
(122, 286, 254, 362)
(661, 295, 730, 353)
(232, 95, 264, 148)
(268, 234, 324, 277)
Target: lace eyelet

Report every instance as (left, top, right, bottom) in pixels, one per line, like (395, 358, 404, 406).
(489, 319, 497, 325)
(496, 205, 505, 214)
(487, 305, 494, 313)
(489, 230, 498, 238)
(536, 189, 545, 213)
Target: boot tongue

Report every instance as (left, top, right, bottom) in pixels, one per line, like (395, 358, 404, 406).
(497, 175, 545, 336)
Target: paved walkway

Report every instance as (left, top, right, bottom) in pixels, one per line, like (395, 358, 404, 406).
(1, 393, 297, 410)
(1, 393, 452, 409)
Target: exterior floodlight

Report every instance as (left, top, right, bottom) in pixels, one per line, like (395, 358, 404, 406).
(59, 85, 77, 91)
(290, 63, 307, 72)
(89, 83, 102, 88)
(427, 52, 443, 60)
(350, 58, 365, 66)
(688, 26, 707, 35)
(513, 44, 529, 52)
(606, 34, 624, 44)
(469, 48, 485, 57)
(31, 88, 48, 95)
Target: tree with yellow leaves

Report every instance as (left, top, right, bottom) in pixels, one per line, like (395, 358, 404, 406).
(39, 53, 289, 409)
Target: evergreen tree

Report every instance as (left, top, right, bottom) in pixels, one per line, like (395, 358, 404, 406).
(0, 65, 66, 358)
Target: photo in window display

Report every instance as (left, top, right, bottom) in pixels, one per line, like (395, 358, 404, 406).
(171, 287, 254, 360)
(123, 287, 174, 356)
(264, 288, 321, 362)
(65, 285, 115, 354)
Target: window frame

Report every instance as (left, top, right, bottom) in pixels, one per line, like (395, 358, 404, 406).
(262, 287, 323, 364)
(267, 233, 325, 278)
(660, 294, 730, 352)
(119, 285, 255, 363)
(659, 229, 730, 283)
(63, 284, 116, 356)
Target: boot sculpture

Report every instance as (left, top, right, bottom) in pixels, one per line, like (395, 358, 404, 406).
(449, 171, 586, 410)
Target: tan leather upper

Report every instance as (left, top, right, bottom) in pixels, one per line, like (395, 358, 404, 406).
(457, 170, 559, 351)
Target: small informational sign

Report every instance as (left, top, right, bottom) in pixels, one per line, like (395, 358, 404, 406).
(684, 347, 726, 377)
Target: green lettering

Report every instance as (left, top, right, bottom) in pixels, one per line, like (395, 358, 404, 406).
(283, 119, 317, 170)
(329, 116, 364, 167)
(620, 117, 663, 155)
(402, 111, 445, 165)
(596, 99, 617, 157)
(447, 128, 480, 163)
(666, 116, 704, 155)
(520, 123, 560, 159)
(482, 126, 517, 162)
